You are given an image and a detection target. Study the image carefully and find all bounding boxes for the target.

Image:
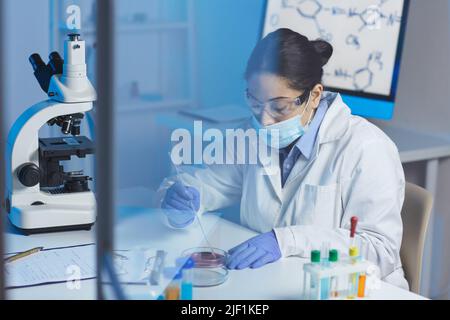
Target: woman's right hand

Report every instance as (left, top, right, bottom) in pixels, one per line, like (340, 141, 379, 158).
(161, 181, 200, 228)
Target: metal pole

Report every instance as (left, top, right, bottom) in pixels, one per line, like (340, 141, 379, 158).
(0, 0, 6, 300)
(96, 0, 115, 300)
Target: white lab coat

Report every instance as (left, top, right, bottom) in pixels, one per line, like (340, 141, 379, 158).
(159, 92, 409, 290)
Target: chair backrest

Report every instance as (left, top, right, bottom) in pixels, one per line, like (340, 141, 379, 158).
(400, 182, 433, 294)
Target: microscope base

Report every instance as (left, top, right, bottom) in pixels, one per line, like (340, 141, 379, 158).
(10, 223, 94, 236)
(8, 204, 96, 235)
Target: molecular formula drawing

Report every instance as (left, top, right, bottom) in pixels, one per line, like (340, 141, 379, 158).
(263, 0, 406, 97)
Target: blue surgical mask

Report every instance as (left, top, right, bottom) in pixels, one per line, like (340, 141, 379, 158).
(251, 93, 313, 149)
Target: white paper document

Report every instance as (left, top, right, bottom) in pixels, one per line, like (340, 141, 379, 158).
(5, 244, 96, 289)
(4, 244, 161, 289)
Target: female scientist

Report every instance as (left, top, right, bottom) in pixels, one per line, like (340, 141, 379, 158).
(160, 28, 408, 289)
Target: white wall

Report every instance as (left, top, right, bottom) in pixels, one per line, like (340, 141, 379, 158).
(4, 0, 50, 129)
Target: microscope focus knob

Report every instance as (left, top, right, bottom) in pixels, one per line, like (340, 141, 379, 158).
(17, 163, 41, 187)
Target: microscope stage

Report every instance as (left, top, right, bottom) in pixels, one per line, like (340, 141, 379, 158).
(39, 136, 94, 159)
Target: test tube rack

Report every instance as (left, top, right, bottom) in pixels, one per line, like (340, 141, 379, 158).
(302, 258, 375, 300)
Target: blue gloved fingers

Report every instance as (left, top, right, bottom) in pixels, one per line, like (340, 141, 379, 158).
(163, 206, 195, 227)
(250, 253, 274, 269)
(185, 186, 199, 199)
(235, 247, 266, 270)
(168, 216, 195, 228)
(170, 182, 194, 201)
(228, 241, 250, 257)
(227, 245, 257, 269)
(169, 207, 195, 218)
(185, 187, 200, 211)
(162, 204, 195, 220)
(169, 215, 195, 228)
(163, 196, 193, 211)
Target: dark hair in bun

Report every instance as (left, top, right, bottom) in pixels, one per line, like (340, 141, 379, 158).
(245, 28, 334, 91)
(310, 39, 334, 67)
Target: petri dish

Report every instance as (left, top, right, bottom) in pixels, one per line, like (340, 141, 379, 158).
(182, 247, 229, 287)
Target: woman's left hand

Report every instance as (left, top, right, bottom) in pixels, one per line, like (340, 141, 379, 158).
(227, 231, 282, 270)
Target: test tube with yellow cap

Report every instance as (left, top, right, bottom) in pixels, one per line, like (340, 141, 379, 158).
(347, 246, 360, 299)
(347, 216, 360, 299)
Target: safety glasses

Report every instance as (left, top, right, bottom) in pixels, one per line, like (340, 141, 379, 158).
(245, 88, 310, 118)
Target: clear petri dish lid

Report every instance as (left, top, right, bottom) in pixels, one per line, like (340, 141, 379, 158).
(190, 267, 228, 287)
(182, 247, 228, 268)
(181, 247, 229, 287)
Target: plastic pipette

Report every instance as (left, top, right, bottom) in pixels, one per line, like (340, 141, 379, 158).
(169, 157, 216, 256)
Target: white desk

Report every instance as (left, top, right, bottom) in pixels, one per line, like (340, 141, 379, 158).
(5, 207, 426, 300)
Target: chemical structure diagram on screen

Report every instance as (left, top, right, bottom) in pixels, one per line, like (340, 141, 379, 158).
(274, 0, 401, 43)
(326, 51, 384, 91)
(267, 0, 404, 93)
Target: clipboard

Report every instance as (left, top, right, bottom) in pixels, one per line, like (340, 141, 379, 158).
(4, 244, 165, 289)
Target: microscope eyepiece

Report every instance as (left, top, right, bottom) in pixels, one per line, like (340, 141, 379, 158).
(29, 53, 55, 93)
(48, 52, 64, 75)
(29, 50, 65, 94)
(49, 52, 63, 61)
(29, 54, 45, 72)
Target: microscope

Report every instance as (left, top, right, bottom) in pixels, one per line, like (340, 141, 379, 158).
(4, 34, 97, 234)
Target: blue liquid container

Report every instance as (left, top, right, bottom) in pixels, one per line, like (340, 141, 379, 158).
(320, 243, 330, 300)
(320, 259, 330, 300)
(180, 258, 195, 300)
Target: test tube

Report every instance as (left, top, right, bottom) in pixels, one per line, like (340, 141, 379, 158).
(320, 242, 330, 300)
(309, 250, 321, 300)
(347, 246, 359, 299)
(329, 249, 339, 298)
(346, 216, 359, 299)
(357, 242, 368, 298)
(164, 271, 182, 300)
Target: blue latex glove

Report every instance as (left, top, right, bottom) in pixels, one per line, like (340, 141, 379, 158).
(161, 182, 200, 228)
(227, 231, 282, 269)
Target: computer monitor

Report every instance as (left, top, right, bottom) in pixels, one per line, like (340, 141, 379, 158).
(262, 0, 410, 119)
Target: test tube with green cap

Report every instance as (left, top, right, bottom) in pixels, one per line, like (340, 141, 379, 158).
(309, 250, 321, 300)
(320, 242, 330, 300)
(329, 249, 339, 298)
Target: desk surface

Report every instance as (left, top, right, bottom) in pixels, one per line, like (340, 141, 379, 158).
(5, 208, 426, 300)
(375, 124, 450, 163)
